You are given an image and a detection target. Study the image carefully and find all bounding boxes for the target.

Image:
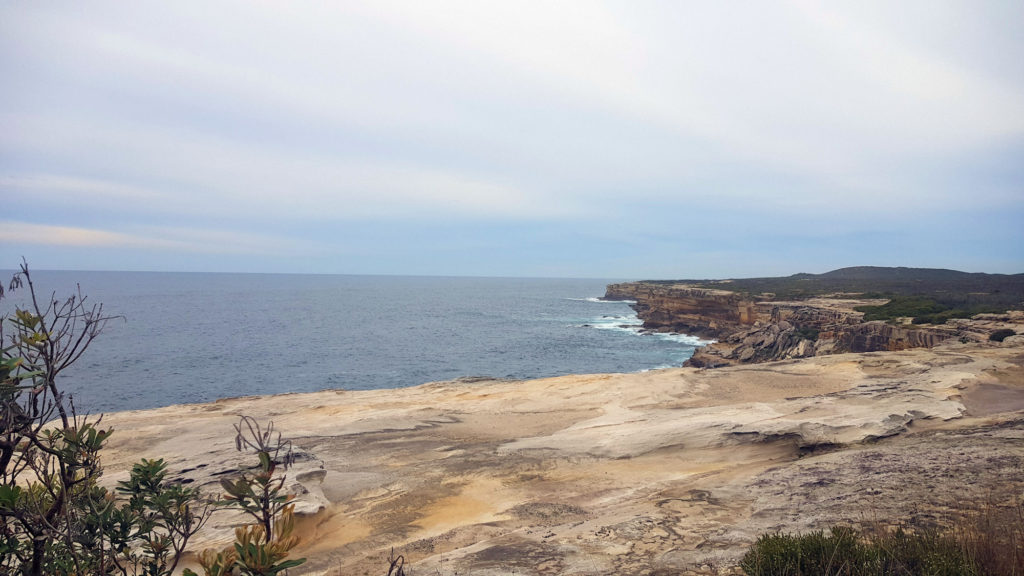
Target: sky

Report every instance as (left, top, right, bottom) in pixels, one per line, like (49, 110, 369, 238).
(1, 1, 1022, 279)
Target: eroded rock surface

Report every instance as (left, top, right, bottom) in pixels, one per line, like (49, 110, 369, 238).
(605, 282, 1024, 368)
(100, 340, 1024, 575)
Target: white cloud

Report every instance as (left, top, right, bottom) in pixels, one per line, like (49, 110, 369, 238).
(1, 1, 1021, 274)
(0, 174, 165, 204)
(0, 221, 320, 256)
(0, 222, 143, 248)
(3, 111, 585, 222)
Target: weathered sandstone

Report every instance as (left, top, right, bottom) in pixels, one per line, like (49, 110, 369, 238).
(100, 339, 1024, 575)
(604, 283, 761, 337)
(605, 282, 1024, 367)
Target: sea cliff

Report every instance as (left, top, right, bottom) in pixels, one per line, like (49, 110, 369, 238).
(604, 281, 1021, 368)
(605, 283, 760, 338)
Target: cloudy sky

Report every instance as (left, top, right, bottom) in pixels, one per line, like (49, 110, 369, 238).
(2, 1, 1022, 279)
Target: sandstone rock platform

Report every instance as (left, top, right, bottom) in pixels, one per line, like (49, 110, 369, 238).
(100, 339, 1024, 575)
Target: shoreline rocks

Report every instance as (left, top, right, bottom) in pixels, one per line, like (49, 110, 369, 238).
(605, 282, 1024, 367)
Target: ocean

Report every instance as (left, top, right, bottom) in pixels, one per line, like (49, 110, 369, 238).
(1, 271, 708, 414)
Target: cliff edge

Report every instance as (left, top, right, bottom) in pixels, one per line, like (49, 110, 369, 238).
(605, 268, 1024, 367)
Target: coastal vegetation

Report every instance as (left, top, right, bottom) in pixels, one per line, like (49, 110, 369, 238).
(0, 262, 304, 576)
(741, 526, 978, 576)
(184, 417, 306, 576)
(647, 266, 1024, 312)
(795, 326, 820, 341)
(990, 328, 1017, 342)
(742, 500, 1024, 576)
(851, 295, 1002, 325)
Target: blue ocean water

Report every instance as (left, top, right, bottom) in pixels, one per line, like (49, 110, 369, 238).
(1, 271, 708, 414)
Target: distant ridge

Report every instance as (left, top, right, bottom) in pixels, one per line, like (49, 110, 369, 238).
(813, 266, 1022, 281)
(643, 266, 1024, 310)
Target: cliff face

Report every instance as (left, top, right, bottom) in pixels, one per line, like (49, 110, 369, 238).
(605, 282, 1020, 367)
(832, 322, 956, 352)
(604, 282, 764, 337)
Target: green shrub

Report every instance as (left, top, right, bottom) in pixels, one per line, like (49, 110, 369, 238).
(2, 263, 304, 576)
(741, 526, 981, 576)
(796, 327, 820, 341)
(855, 296, 949, 322)
(741, 527, 874, 575)
(0, 262, 210, 576)
(911, 308, 976, 325)
(183, 416, 306, 576)
(989, 329, 1016, 342)
(856, 296, 1004, 325)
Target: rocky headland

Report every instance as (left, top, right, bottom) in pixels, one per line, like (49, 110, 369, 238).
(100, 337, 1024, 575)
(605, 268, 1024, 368)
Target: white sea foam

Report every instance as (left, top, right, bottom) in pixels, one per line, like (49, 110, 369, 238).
(639, 364, 677, 372)
(566, 297, 636, 304)
(587, 314, 643, 332)
(656, 332, 716, 346)
(582, 312, 715, 346)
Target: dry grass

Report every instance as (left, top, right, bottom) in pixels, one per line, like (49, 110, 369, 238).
(953, 498, 1024, 575)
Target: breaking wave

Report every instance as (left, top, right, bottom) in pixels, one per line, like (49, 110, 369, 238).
(576, 301, 714, 349)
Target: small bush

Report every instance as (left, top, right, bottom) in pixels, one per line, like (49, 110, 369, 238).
(989, 328, 1016, 342)
(796, 327, 820, 341)
(911, 308, 974, 325)
(856, 296, 1002, 324)
(741, 527, 873, 575)
(855, 296, 949, 322)
(741, 526, 981, 576)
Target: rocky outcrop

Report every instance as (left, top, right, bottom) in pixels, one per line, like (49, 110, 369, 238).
(606, 282, 1024, 367)
(833, 321, 956, 352)
(687, 319, 963, 368)
(604, 282, 764, 338)
(99, 343, 1024, 575)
